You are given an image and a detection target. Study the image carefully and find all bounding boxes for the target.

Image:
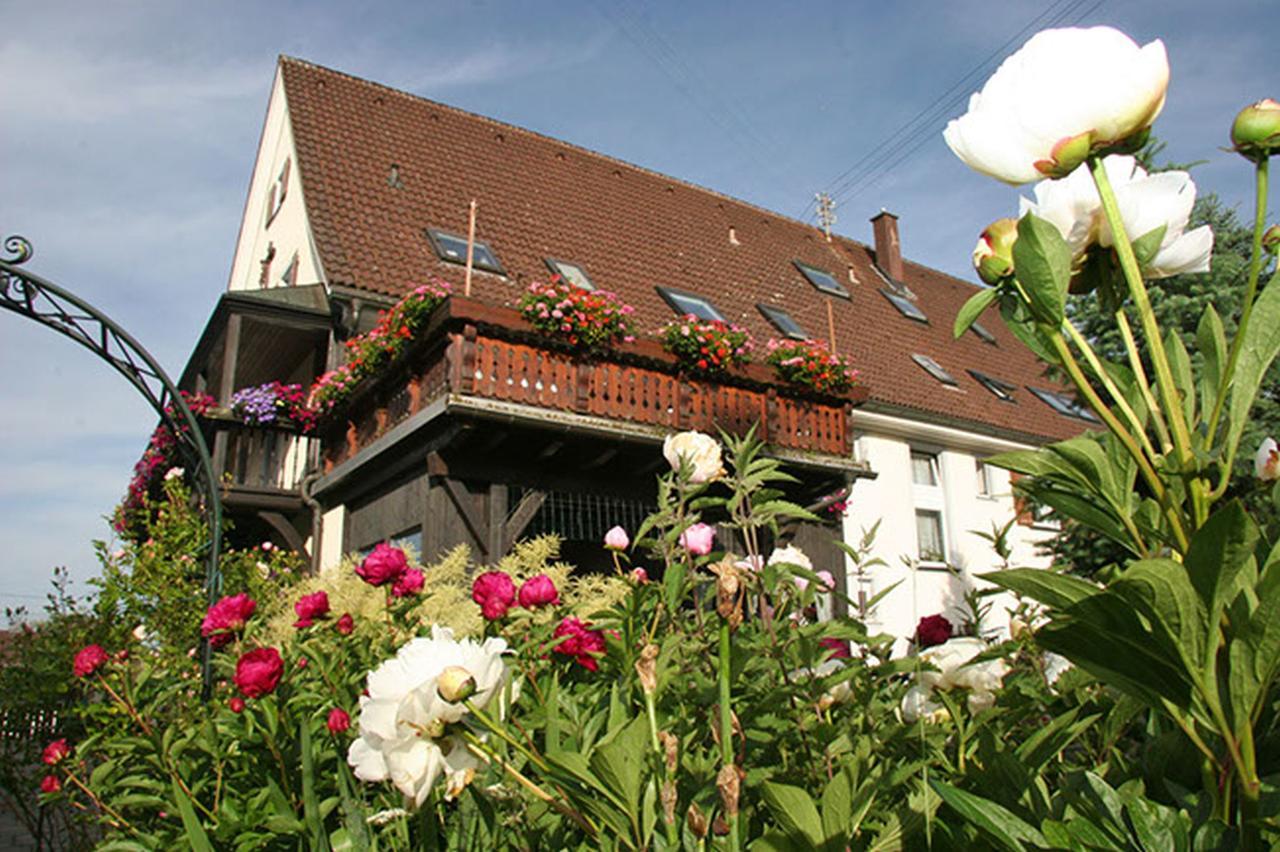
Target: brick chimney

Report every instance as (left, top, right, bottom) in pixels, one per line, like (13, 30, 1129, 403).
(871, 210, 904, 282)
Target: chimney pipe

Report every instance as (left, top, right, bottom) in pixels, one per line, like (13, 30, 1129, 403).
(870, 210, 904, 283)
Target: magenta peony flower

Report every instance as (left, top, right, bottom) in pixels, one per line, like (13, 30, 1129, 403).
(327, 707, 351, 734)
(679, 523, 716, 556)
(233, 648, 284, 698)
(201, 593, 258, 648)
(819, 637, 851, 660)
(336, 613, 355, 635)
(42, 739, 70, 766)
(391, 567, 425, 598)
(916, 614, 954, 649)
(356, 543, 409, 587)
(472, 571, 517, 620)
(552, 617, 607, 671)
(293, 590, 330, 628)
(73, 644, 109, 678)
(39, 775, 60, 794)
(518, 574, 561, 609)
(603, 525, 630, 550)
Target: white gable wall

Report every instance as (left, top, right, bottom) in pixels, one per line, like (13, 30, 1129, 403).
(227, 66, 325, 293)
(842, 409, 1056, 646)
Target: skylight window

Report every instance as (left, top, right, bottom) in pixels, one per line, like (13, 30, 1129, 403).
(757, 304, 807, 339)
(912, 354, 958, 386)
(880, 288, 928, 323)
(970, 320, 997, 344)
(1029, 387, 1099, 422)
(794, 261, 850, 299)
(656, 286, 726, 322)
(426, 229, 505, 274)
(545, 258, 594, 291)
(969, 369, 1016, 402)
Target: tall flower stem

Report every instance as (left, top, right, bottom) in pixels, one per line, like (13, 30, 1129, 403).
(1061, 317, 1159, 459)
(717, 620, 740, 852)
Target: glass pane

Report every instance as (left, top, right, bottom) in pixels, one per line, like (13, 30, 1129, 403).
(916, 511, 945, 562)
(882, 289, 928, 322)
(759, 304, 807, 339)
(975, 459, 990, 495)
(796, 262, 849, 297)
(549, 260, 594, 291)
(911, 452, 937, 486)
(667, 290, 724, 321)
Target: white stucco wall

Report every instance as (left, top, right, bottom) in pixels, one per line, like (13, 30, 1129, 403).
(316, 505, 347, 575)
(842, 410, 1055, 645)
(226, 67, 325, 293)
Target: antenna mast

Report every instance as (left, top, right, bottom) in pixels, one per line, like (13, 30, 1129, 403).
(815, 192, 836, 242)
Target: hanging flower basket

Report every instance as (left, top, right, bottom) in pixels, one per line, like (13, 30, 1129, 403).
(230, 381, 316, 432)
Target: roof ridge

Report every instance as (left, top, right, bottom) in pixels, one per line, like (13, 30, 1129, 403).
(277, 54, 869, 248)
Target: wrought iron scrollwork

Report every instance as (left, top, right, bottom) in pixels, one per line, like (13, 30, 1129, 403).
(0, 235, 222, 692)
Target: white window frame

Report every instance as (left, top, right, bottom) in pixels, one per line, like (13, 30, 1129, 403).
(911, 450, 948, 567)
(975, 458, 995, 498)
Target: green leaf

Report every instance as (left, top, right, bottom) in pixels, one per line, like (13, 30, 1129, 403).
(930, 780, 1048, 851)
(1012, 214, 1071, 325)
(820, 767, 852, 842)
(171, 777, 215, 852)
(980, 567, 1099, 611)
(1111, 559, 1207, 683)
(1226, 266, 1280, 465)
(1014, 708, 1100, 778)
(1130, 224, 1168, 269)
(1196, 305, 1227, 419)
(761, 781, 824, 847)
(954, 286, 1000, 339)
(300, 718, 331, 851)
(1164, 328, 1197, 430)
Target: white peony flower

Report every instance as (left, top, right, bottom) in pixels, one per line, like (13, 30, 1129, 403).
(348, 625, 512, 806)
(901, 637, 1008, 722)
(1256, 438, 1280, 481)
(662, 431, 724, 483)
(944, 26, 1168, 185)
(767, 544, 812, 572)
(1020, 155, 1213, 280)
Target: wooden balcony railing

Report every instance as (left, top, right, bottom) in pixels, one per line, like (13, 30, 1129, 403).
(321, 298, 863, 472)
(203, 415, 321, 495)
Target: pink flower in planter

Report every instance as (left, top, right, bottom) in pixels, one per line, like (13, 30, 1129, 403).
(73, 644, 109, 678)
(201, 593, 257, 648)
(42, 739, 70, 766)
(392, 567, 425, 598)
(356, 543, 409, 587)
(234, 648, 284, 698)
(518, 575, 561, 609)
(679, 523, 716, 556)
(472, 571, 517, 620)
(327, 707, 351, 734)
(552, 617, 607, 671)
(293, 591, 331, 628)
(603, 525, 630, 551)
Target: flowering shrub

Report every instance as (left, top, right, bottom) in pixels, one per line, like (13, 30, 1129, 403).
(229, 381, 316, 431)
(518, 277, 636, 350)
(114, 390, 215, 537)
(764, 337, 859, 395)
(309, 279, 452, 415)
(658, 314, 752, 375)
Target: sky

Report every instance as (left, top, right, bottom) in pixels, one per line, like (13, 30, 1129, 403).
(1, 0, 1275, 616)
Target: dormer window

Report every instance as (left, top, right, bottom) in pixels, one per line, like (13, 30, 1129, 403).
(794, 261, 850, 298)
(757, 304, 807, 339)
(545, 258, 594, 291)
(912, 353, 957, 386)
(881, 288, 928, 322)
(656, 286, 725, 322)
(969, 369, 1016, 402)
(970, 320, 997, 344)
(426, 229, 505, 274)
(1029, 387, 1099, 422)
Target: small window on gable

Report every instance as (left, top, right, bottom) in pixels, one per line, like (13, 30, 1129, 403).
(426, 228, 505, 274)
(545, 258, 594, 291)
(757, 304, 807, 339)
(881, 288, 928, 322)
(656, 286, 725, 322)
(266, 159, 290, 226)
(912, 353, 957, 386)
(1029, 387, 1099, 422)
(969, 369, 1016, 402)
(794, 261, 850, 299)
(970, 320, 997, 344)
(280, 253, 299, 287)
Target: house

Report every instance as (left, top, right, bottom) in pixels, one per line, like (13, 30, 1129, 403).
(177, 57, 1089, 640)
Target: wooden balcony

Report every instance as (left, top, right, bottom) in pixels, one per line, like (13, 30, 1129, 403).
(319, 298, 865, 474)
(202, 413, 322, 504)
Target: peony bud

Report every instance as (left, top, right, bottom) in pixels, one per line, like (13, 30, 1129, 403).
(391, 567, 425, 598)
(1256, 437, 1280, 481)
(437, 666, 477, 703)
(679, 522, 716, 556)
(1231, 98, 1280, 162)
(229, 697, 245, 714)
(517, 574, 560, 609)
(629, 567, 648, 584)
(42, 739, 70, 766)
(39, 775, 61, 794)
(471, 571, 517, 620)
(336, 613, 355, 635)
(327, 707, 351, 734)
(603, 525, 630, 551)
(972, 218, 1018, 284)
(1263, 224, 1280, 255)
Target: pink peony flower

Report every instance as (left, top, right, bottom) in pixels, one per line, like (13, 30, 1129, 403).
(472, 571, 517, 620)
(201, 593, 257, 648)
(73, 644, 109, 678)
(391, 567, 425, 598)
(552, 617, 607, 671)
(233, 648, 284, 698)
(42, 739, 70, 766)
(336, 613, 355, 635)
(356, 543, 409, 587)
(293, 591, 330, 628)
(603, 525, 630, 551)
(630, 567, 649, 584)
(679, 523, 716, 556)
(39, 775, 60, 794)
(819, 637, 851, 660)
(815, 570, 836, 591)
(916, 614, 953, 649)
(327, 707, 351, 734)
(518, 575, 561, 609)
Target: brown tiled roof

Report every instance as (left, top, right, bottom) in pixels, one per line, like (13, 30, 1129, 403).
(280, 56, 1082, 444)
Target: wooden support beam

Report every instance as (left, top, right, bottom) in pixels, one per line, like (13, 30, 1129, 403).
(536, 439, 565, 461)
(218, 313, 243, 405)
(441, 476, 489, 558)
(259, 510, 309, 560)
(580, 446, 619, 470)
(487, 483, 508, 561)
(503, 489, 547, 552)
